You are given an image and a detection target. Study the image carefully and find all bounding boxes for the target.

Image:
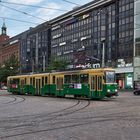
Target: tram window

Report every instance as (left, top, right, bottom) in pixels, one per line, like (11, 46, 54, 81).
(72, 74, 79, 83)
(33, 77, 35, 86)
(25, 78, 27, 84)
(53, 76, 55, 84)
(10, 79, 13, 84)
(9, 79, 12, 84)
(98, 76, 102, 90)
(11, 78, 19, 84)
(21, 79, 25, 86)
(105, 71, 115, 83)
(64, 75, 71, 83)
(80, 74, 89, 83)
(42, 77, 44, 87)
(30, 78, 33, 85)
(45, 77, 48, 84)
(91, 76, 95, 90)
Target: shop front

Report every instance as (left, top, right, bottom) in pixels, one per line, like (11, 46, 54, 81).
(115, 67, 133, 90)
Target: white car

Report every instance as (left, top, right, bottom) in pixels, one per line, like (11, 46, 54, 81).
(1, 86, 7, 90)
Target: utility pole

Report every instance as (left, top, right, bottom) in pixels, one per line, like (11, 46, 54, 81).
(101, 40, 105, 68)
(43, 55, 45, 71)
(32, 59, 34, 73)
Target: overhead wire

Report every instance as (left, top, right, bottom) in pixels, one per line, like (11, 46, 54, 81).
(0, 4, 47, 22)
(0, 0, 83, 26)
(62, 0, 81, 6)
(0, 0, 81, 28)
(0, 0, 68, 12)
(0, 16, 39, 25)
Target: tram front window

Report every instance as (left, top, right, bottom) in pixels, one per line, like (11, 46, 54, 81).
(105, 71, 115, 83)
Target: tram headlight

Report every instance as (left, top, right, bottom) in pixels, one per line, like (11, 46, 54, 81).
(107, 89, 110, 92)
(115, 89, 118, 92)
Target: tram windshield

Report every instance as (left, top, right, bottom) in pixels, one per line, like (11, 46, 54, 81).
(105, 71, 116, 83)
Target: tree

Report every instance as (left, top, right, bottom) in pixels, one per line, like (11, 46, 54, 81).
(46, 58, 69, 72)
(0, 54, 19, 83)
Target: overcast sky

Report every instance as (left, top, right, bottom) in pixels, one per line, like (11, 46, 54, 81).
(0, 0, 92, 37)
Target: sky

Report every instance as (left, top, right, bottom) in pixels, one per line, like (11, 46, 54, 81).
(0, 0, 93, 37)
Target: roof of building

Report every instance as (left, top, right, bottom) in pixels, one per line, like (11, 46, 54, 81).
(50, 0, 113, 24)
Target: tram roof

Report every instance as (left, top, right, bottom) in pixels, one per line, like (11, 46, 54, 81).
(7, 68, 115, 79)
(50, 68, 115, 74)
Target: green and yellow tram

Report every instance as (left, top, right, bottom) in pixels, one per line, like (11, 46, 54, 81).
(7, 68, 118, 99)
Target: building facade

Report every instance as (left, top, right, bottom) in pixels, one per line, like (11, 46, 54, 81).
(0, 22, 20, 66)
(19, 22, 51, 73)
(0, 38, 19, 65)
(49, 0, 134, 89)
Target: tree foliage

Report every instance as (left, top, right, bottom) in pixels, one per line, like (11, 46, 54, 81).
(0, 54, 19, 83)
(46, 58, 69, 72)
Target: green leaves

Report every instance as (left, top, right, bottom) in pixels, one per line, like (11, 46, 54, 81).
(0, 54, 19, 82)
(47, 58, 69, 72)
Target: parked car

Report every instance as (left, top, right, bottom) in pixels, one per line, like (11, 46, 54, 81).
(133, 81, 140, 95)
(1, 86, 7, 90)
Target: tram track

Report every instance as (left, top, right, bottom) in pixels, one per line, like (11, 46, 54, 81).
(1, 111, 140, 139)
(0, 97, 137, 126)
(0, 97, 90, 122)
(0, 95, 137, 123)
(32, 99, 91, 123)
(0, 98, 81, 121)
(0, 95, 26, 107)
(2, 99, 90, 121)
(0, 96, 17, 105)
(2, 103, 138, 129)
(0, 99, 90, 131)
(10, 95, 26, 105)
(0, 94, 139, 139)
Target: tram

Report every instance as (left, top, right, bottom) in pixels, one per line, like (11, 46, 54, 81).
(7, 68, 118, 99)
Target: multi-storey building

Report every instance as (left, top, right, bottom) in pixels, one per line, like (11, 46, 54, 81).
(19, 22, 51, 73)
(50, 0, 135, 89)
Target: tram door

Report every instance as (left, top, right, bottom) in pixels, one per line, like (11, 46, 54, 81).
(97, 76, 103, 97)
(56, 76, 64, 96)
(20, 78, 26, 94)
(35, 78, 41, 95)
(91, 75, 103, 97)
(56, 76, 63, 90)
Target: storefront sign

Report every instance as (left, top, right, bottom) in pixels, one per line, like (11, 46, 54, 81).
(75, 63, 100, 69)
(82, 14, 90, 19)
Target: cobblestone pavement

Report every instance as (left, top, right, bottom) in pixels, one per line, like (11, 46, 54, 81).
(0, 90, 140, 140)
